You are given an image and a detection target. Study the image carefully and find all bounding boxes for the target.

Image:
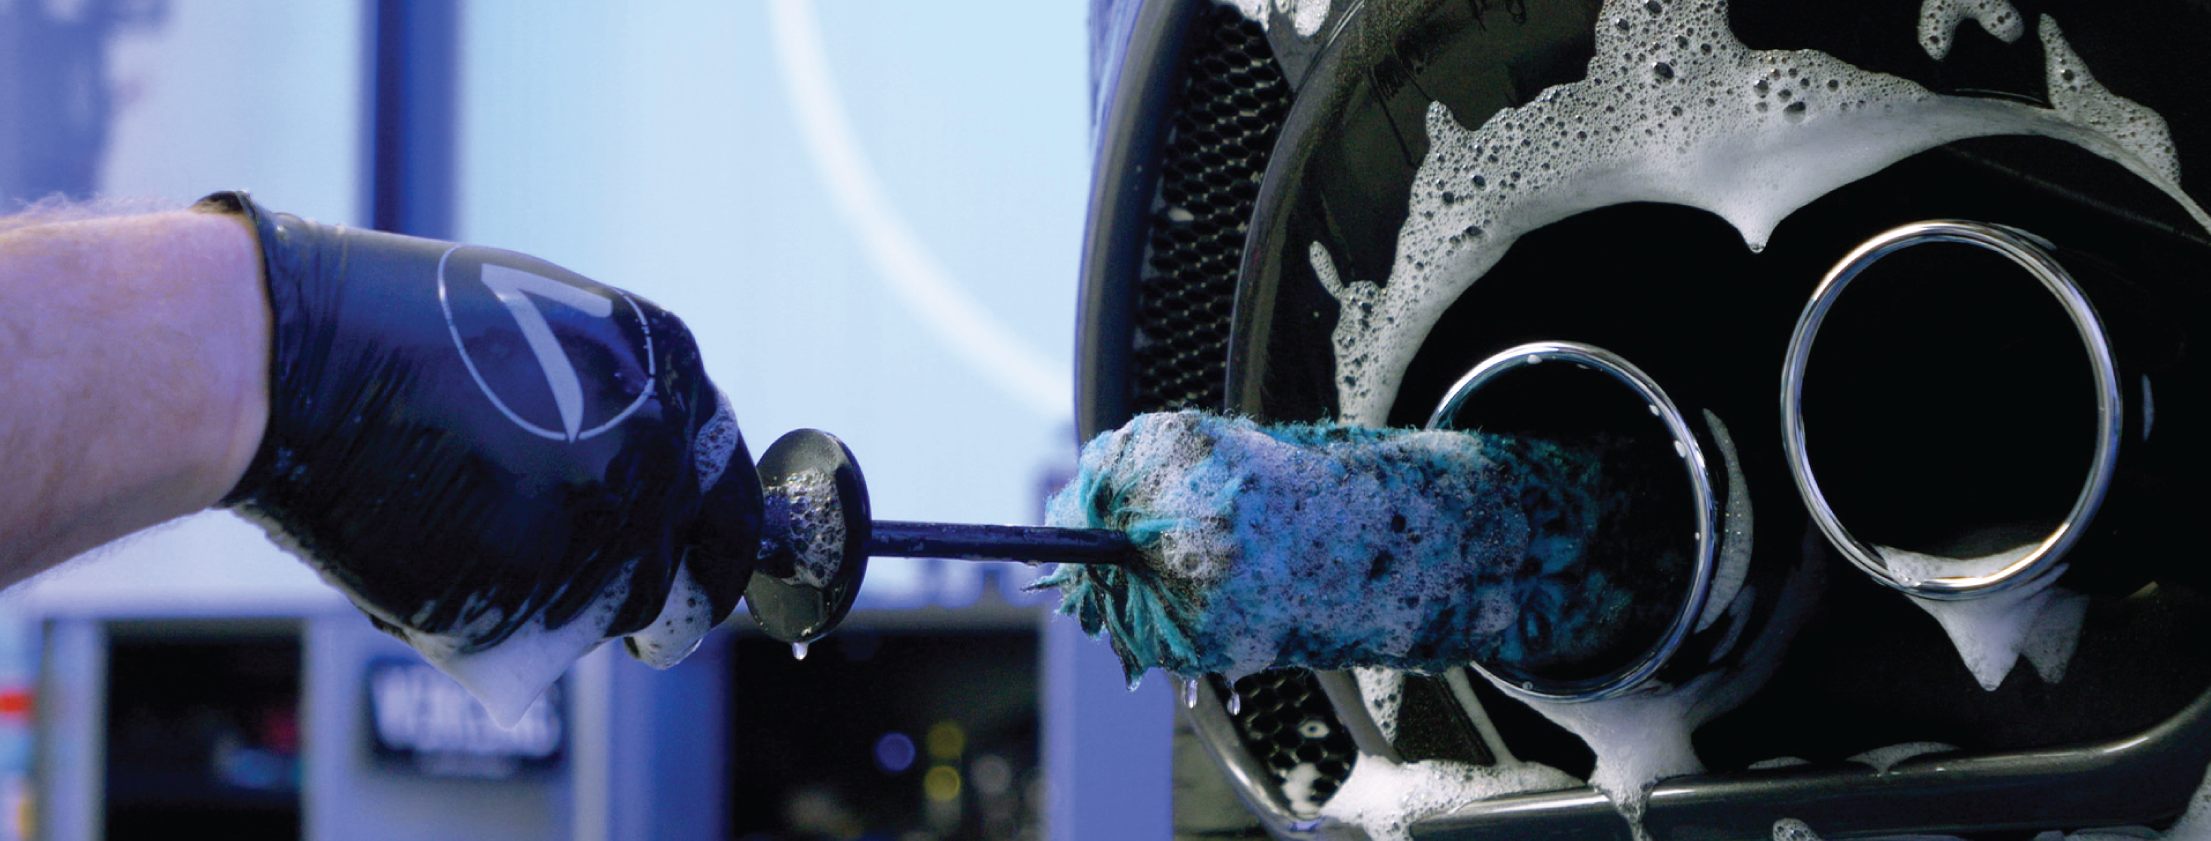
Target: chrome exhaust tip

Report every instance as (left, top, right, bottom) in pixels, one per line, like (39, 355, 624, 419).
(1428, 341, 1731, 702)
(1782, 220, 2124, 601)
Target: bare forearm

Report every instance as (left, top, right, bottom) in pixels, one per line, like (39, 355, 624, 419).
(0, 209, 270, 583)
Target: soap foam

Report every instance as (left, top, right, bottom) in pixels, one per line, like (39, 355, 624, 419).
(1918, 0, 2024, 61)
(1500, 529, 1826, 835)
(1317, 753, 1580, 841)
(622, 561, 716, 669)
(1355, 666, 1407, 743)
(1879, 541, 2087, 690)
(1043, 411, 1686, 684)
(354, 394, 746, 721)
(1316, 0, 2209, 427)
(1699, 411, 1752, 634)
(399, 571, 633, 727)
(1222, 0, 1330, 39)
(761, 469, 847, 589)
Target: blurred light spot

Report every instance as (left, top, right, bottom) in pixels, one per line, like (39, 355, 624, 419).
(926, 721, 965, 760)
(873, 731, 916, 774)
(924, 765, 962, 802)
(970, 753, 1013, 797)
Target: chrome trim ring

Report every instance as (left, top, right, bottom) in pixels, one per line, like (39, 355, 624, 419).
(1781, 220, 2123, 601)
(1427, 341, 1720, 703)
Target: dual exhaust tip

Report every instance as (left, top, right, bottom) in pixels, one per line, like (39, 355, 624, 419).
(1442, 220, 2141, 701)
(1783, 221, 2128, 601)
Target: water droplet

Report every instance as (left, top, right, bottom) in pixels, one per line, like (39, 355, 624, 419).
(1184, 679, 1199, 708)
(792, 641, 810, 660)
(1653, 61, 1675, 82)
(1525, 354, 1543, 365)
(1648, 404, 1660, 415)
(1673, 440, 1688, 457)
(1228, 692, 1244, 715)
(1783, 101, 1807, 122)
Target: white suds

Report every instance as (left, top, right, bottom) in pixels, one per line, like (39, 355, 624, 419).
(1318, 754, 1579, 841)
(1503, 532, 1827, 835)
(1519, 682, 1708, 835)
(2039, 17, 2181, 187)
(399, 571, 634, 727)
(622, 562, 716, 669)
(1773, 818, 1823, 841)
(1355, 666, 1406, 743)
(693, 390, 742, 491)
(1699, 411, 1753, 633)
(1880, 542, 2088, 690)
(763, 470, 846, 588)
(1317, 0, 2209, 427)
(1846, 741, 1959, 773)
(1280, 763, 1327, 817)
(1918, 0, 2024, 60)
(1221, 0, 1330, 38)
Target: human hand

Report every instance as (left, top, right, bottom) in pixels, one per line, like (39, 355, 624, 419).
(200, 192, 762, 721)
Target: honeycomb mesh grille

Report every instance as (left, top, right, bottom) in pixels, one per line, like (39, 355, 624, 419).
(1131, 5, 1292, 414)
(1122, 6, 1357, 815)
(1217, 671, 1359, 813)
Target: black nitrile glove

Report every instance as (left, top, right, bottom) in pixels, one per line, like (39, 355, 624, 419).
(201, 192, 762, 714)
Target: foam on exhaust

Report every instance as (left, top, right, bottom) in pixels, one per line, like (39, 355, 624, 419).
(1880, 540, 2090, 690)
(1222, 0, 1330, 38)
(1918, 0, 2025, 60)
(1316, 754, 1579, 841)
(1314, 0, 2208, 429)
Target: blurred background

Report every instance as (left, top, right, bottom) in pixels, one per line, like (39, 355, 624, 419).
(0, 1, 1175, 839)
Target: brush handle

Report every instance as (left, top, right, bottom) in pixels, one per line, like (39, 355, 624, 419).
(868, 521, 1138, 567)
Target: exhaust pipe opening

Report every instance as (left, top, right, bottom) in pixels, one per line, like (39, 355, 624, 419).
(1784, 221, 2121, 599)
(1429, 342, 1720, 701)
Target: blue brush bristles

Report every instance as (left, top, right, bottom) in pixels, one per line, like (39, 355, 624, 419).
(1039, 411, 1682, 687)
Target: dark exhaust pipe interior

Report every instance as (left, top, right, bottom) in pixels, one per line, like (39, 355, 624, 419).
(1785, 221, 2120, 597)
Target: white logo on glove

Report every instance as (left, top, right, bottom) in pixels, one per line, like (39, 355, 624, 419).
(438, 246, 656, 442)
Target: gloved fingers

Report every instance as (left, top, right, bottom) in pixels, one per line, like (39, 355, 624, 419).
(623, 390, 763, 667)
(686, 389, 764, 625)
(621, 548, 719, 668)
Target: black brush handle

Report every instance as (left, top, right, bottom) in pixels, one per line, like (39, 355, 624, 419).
(867, 521, 1139, 567)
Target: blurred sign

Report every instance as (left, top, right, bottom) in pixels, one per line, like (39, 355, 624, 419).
(365, 659, 563, 779)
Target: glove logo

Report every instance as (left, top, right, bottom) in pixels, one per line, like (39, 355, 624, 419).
(437, 246, 656, 442)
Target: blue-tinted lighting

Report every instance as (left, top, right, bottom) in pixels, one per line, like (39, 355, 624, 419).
(874, 731, 917, 775)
